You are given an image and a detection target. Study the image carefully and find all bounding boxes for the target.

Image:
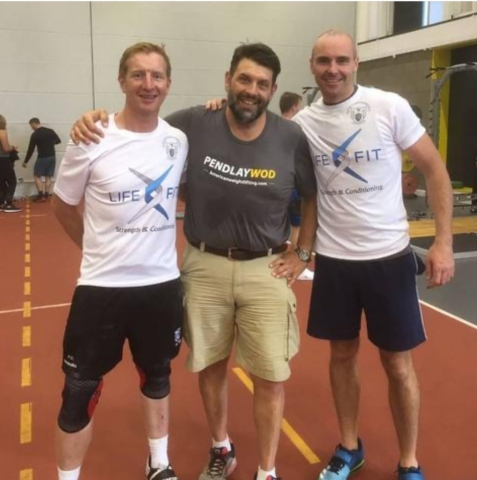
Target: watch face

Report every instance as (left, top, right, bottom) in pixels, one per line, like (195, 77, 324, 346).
(296, 247, 311, 262)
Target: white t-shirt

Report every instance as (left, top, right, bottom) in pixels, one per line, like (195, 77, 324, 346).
(293, 85, 425, 260)
(54, 115, 188, 287)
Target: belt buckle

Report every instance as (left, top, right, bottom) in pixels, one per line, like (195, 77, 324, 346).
(227, 247, 238, 260)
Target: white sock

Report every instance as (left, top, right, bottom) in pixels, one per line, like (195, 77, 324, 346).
(212, 436, 232, 451)
(148, 435, 169, 468)
(58, 466, 81, 480)
(256, 466, 276, 480)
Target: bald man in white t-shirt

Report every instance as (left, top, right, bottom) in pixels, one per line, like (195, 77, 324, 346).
(292, 30, 454, 480)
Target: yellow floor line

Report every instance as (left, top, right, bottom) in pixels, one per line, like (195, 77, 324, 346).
(25, 253, 31, 263)
(25, 233, 30, 242)
(24, 266, 31, 278)
(23, 301, 31, 318)
(25, 219, 30, 226)
(232, 367, 320, 464)
(22, 326, 31, 347)
(21, 358, 32, 387)
(20, 403, 32, 444)
(25, 226, 30, 233)
(25, 243, 30, 252)
(24, 282, 31, 296)
(20, 469, 33, 480)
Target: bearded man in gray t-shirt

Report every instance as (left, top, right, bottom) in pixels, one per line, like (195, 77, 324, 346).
(71, 42, 317, 480)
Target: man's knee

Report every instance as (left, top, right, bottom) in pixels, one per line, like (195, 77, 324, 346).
(57, 376, 103, 433)
(330, 339, 360, 364)
(137, 360, 172, 400)
(379, 350, 415, 382)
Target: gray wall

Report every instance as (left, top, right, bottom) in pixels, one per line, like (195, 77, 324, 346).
(357, 50, 433, 126)
(0, 1, 356, 188)
(357, 51, 433, 191)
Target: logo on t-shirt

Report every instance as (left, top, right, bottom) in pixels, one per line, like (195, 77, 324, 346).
(320, 130, 368, 187)
(347, 102, 370, 125)
(127, 165, 175, 223)
(163, 137, 181, 161)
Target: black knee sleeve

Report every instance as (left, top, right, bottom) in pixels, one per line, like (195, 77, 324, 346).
(137, 360, 171, 400)
(57, 376, 103, 433)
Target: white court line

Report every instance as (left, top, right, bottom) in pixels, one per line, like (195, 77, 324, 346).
(21, 214, 48, 218)
(1, 299, 476, 331)
(419, 300, 477, 330)
(0, 302, 70, 316)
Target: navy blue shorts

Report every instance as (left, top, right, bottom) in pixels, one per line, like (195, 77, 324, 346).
(62, 278, 183, 379)
(307, 250, 426, 352)
(34, 155, 56, 177)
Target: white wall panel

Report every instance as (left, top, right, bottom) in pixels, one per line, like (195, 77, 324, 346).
(359, 9, 477, 62)
(1, 1, 356, 185)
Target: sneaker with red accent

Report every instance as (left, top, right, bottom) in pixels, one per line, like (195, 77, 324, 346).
(199, 444, 237, 480)
(145, 455, 178, 480)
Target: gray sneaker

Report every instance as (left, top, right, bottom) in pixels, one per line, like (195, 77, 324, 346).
(199, 444, 237, 480)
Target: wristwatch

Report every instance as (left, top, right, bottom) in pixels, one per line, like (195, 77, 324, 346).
(294, 246, 312, 263)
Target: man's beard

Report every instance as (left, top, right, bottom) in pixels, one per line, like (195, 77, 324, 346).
(227, 91, 269, 125)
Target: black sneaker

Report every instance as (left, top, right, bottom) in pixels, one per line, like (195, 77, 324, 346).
(3, 203, 21, 213)
(199, 444, 237, 480)
(0, 203, 6, 212)
(145, 456, 178, 480)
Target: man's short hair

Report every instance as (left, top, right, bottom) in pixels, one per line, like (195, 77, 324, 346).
(229, 43, 281, 84)
(312, 30, 358, 60)
(279, 92, 302, 114)
(118, 42, 171, 79)
(29, 117, 40, 126)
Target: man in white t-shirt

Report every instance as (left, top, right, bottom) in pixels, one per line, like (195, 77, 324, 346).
(52, 43, 188, 480)
(292, 31, 454, 480)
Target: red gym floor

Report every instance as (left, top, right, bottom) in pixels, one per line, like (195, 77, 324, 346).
(1, 200, 476, 480)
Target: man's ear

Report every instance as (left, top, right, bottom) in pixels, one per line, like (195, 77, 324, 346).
(224, 71, 231, 93)
(118, 75, 126, 94)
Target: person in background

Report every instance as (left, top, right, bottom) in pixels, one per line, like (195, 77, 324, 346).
(22, 117, 61, 201)
(279, 91, 314, 281)
(0, 114, 21, 212)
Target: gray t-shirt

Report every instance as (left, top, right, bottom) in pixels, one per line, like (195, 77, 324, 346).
(166, 106, 316, 250)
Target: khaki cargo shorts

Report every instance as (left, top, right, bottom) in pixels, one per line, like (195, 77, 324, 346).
(180, 242, 299, 382)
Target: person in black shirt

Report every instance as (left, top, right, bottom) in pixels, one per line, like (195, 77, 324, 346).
(22, 117, 61, 201)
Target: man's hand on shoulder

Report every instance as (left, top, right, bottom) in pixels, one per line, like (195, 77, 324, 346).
(205, 98, 227, 111)
(71, 109, 109, 145)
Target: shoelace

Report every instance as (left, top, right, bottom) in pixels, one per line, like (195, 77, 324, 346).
(327, 456, 347, 474)
(208, 448, 228, 476)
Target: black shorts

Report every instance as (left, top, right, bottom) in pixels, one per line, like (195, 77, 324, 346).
(307, 250, 426, 352)
(62, 278, 183, 379)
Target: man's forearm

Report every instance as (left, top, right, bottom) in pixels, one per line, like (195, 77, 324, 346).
(58, 213, 84, 249)
(296, 194, 317, 251)
(52, 197, 84, 249)
(425, 167, 453, 245)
